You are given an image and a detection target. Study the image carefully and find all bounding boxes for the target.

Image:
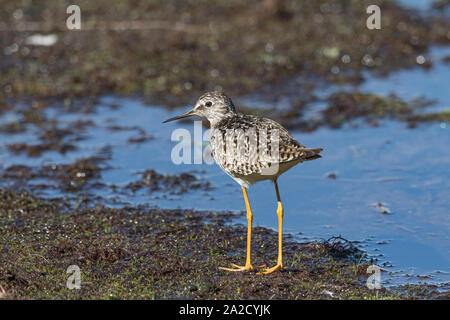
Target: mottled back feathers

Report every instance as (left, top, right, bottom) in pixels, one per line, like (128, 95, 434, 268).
(209, 113, 322, 177)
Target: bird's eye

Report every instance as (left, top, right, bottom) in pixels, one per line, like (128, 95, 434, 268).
(205, 101, 212, 107)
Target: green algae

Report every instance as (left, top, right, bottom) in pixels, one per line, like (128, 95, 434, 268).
(0, 0, 448, 105)
(0, 189, 446, 300)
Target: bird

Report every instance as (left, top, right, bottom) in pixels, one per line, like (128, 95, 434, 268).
(163, 91, 323, 274)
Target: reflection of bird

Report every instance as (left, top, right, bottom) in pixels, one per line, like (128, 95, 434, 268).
(163, 92, 323, 274)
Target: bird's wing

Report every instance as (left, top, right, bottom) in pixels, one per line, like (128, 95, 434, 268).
(253, 116, 323, 163)
(210, 114, 322, 176)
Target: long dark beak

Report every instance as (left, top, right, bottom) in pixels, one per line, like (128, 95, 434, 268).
(162, 108, 196, 123)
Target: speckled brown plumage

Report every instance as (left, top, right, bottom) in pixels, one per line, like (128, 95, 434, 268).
(209, 113, 322, 185)
(163, 91, 324, 273)
(163, 91, 323, 187)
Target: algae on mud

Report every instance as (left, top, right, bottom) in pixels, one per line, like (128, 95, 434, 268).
(0, 0, 449, 104)
(125, 169, 212, 194)
(1, 189, 447, 300)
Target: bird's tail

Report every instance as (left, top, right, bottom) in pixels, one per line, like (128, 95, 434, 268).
(302, 147, 323, 160)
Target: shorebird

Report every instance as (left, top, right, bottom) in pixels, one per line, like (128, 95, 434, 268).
(163, 92, 322, 274)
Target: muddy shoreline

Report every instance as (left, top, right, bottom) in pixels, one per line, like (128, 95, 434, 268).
(1, 189, 448, 299)
(1, 0, 449, 105)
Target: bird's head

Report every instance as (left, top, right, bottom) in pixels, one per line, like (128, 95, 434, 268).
(163, 91, 237, 126)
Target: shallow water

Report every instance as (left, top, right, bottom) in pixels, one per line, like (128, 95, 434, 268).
(1, 94, 449, 287)
(1, 44, 449, 289)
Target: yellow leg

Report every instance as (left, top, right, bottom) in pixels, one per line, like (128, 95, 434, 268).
(219, 186, 253, 271)
(258, 181, 283, 275)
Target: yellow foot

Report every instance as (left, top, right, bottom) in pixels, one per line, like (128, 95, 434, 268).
(257, 264, 282, 275)
(219, 263, 253, 272)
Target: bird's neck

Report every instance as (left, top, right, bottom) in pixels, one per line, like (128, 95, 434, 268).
(208, 111, 237, 128)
